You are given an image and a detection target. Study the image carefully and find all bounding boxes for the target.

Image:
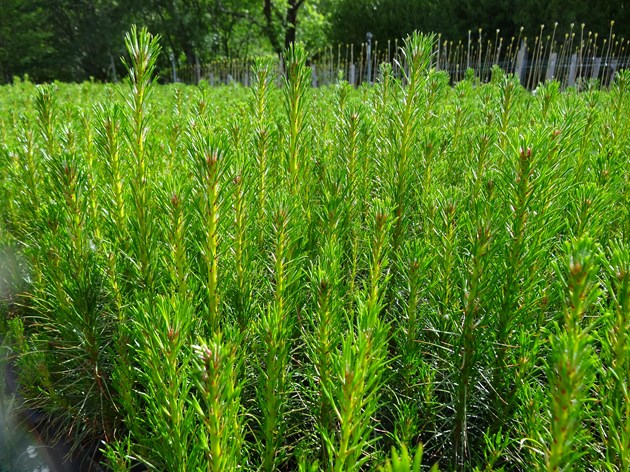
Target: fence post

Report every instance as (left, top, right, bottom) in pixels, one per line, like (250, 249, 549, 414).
(567, 53, 578, 86)
(194, 56, 201, 84)
(609, 59, 618, 85)
(170, 51, 178, 83)
(109, 53, 118, 82)
(591, 57, 602, 81)
(515, 40, 528, 85)
(545, 52, 557, 81)
(366, 32, 373, 85)
(349, 63, 356, 87)
(467, 30, 471, 69)
(278, 56, 285, 86)
(311, 64, 318, 87)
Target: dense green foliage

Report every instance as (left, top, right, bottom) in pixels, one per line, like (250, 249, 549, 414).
(1, 29, 630, 470)
(1, 0, 628, 82)
(330, 0, 630, 46)
(0, 0, 299, 82)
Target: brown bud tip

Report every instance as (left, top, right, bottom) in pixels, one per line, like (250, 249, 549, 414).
(319, 279, 328, 292)
(206, 152, 218, 166)
(569, 261, 583, 277)
(201, 346, 213, 363)
(171, 193, 180, 207)
(167, 327, 177, 342)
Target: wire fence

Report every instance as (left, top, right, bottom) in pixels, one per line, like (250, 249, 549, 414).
(175, 26, 629, 89)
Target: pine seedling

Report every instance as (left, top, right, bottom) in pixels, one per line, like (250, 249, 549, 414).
(2, 28, 630, 472)
(30, 84, 59, 248)
(304, 235, 344, 464)
(326, 295, 390, 472)
(339, 109, 365, 213)
(22, 83, 119, 453)
(375, 62, 396, 117)
(423, 70, 449, 129)
(366, 199, 392, 315)
(391, 32, 435, 252)
(431, 197, 459, 321)
(33, 83, 59, 160)
(379, 444, 427, 472)
(599, 241, 630, 470)
(79, 110, 100, 240)
(257, 196, 301, 472)
(545, 237, 598, 471)
(126, 296, 199, 470)
(101, 435, 134, 472)
(575, 91, 601, 181)
(493, 143, 537, 419)
(105, 33, 163, 441)
(491, 130, 563, 427)
(282, 42, 311, 195)
(320, 202, 391, 471)
(121, 25, 161, 295)
(397, 239, 433, 364)
(611, 69, 629, 117)
(1, 123, 19, 235)
(609, 71, 630, 157)
(192, 333, 245, 472)
(228, 151, 257, 330)
(94, 103, 140, 451)
(13, 117, 41, 232)
(167, 188, 189, 297)
(535, 80, 560, 121)
(452, 213, 492, 469)
(188, 130, 226, 334)
(330, 94, 369, 298)
(496, 74, 521, 146)
(250, 57, 277, 231)
(478, 427, 511, 471)
(94, 103, 126, 244)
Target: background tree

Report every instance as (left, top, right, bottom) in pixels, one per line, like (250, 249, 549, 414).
(328, 0, 457, 46)
(0, 0, 628, 83)
(0, 0, 54, 82)
(138, 0, 212, 66)
(45, 0, 133, 81)
(262, 0, 311, 55)
(296, 0, 331, 53)
(208, 0, 268, 57)
(328, 0, 629, 46)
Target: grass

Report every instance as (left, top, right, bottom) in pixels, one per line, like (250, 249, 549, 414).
(0, 27, 629, 471)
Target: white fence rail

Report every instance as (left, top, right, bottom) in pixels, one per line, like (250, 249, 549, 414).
(175, 28, 629, 89)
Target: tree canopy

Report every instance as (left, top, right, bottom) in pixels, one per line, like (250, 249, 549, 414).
(0, 0, 627, 82)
